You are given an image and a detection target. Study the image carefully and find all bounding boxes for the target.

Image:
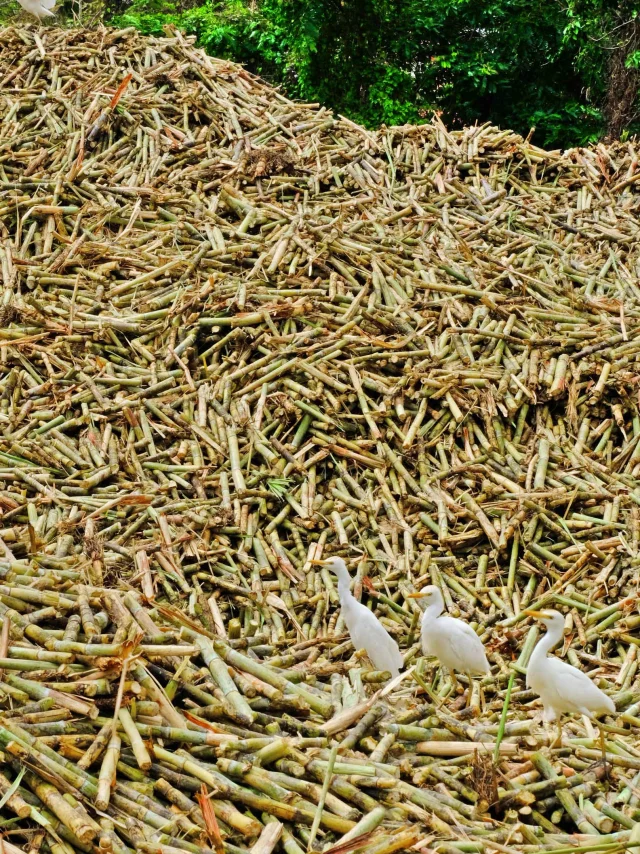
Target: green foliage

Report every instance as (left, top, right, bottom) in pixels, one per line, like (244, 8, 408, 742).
(561, 0, 639, 138)
(266, 478, 291, 500)
(529, 103, 603, 150)
(56, 0, 638, 146)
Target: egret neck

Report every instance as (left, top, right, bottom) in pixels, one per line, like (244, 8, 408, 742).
(529, 617, 563, 673)
(422, 587, 445, 624)
(332, 560, 352, 598)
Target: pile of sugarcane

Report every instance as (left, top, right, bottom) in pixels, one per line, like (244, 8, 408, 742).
(1, 22, 640, 854)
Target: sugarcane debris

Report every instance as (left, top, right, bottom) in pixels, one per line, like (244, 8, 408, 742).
(0, 22, 640, 854)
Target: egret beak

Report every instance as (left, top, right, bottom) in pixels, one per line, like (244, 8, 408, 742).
(524, 609, 545, 619)
(309, 559, 329, 566)
(407, 592, 427, 599)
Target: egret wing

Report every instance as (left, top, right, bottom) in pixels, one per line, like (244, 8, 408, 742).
(17, 0, 55, 15)
(443, 617, 490, 674)
(369, 631, 403, 676)
(344, 598, 403, 676)
(539, 657, 614, 715)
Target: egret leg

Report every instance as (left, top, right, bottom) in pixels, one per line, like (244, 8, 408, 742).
(554, 718, 562, 749)
(599, 727, 610, 780)
(450, 669, 458, 699)
(465, 673, 473, 708)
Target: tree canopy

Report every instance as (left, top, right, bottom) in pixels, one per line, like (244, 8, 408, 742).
(11, 0, 639, 147)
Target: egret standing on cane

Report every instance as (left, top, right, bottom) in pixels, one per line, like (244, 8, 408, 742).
(310, 557, 404, 679)
(525, 609, 615, 761)
(408, 585, 490, 705)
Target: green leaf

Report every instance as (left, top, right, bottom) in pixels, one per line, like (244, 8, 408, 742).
(0, 767, 25, 812)
(266, 478, 291, 499)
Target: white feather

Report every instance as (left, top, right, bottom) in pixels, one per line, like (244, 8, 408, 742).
(526, 610, 615, 722)
(16, 0, 56, 18)
(319, 558, 404, 678)
(414, 585, 490, 676)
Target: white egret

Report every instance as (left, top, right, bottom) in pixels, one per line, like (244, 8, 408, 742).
(15, 0, 56, 17)
(408, 585, 490, 704)
(310, 557, 404, 678)
(525, 609, 615, 759)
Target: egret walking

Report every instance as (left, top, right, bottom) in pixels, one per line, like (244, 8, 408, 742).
(408, 585, 490, 704)
(15, 0, 56, 18)
(310, 557, 404, 678)
(525, 609, 615, 759)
